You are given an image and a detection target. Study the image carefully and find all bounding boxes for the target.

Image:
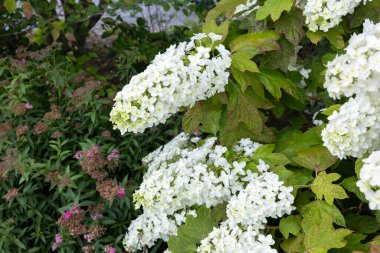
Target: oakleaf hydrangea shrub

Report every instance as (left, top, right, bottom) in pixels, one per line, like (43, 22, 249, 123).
(117, 0, 380, 252)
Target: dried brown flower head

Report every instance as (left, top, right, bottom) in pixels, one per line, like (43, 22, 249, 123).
(82, 245, 95, 253)
(5, 188, 19, 201)
(44, 106, 61, 121)
(101, 130, 111, 138)
(0, 120, 12, 138)
(12, 103, 26, 115)
(16, 125, 29, 138)
(46, 171, 71, 188)
(89, 224, 106, 237)
(71, 79, 101, 105)
(95, 179, 124, 201)
(57, 205, 88, 237)
(33, 121, 48, 135)
(51, 131, 63, 139)
(75, 145, 107, 180)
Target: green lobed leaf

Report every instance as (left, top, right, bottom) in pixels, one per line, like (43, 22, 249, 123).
(4, 0, 17, 13)
(345, 214, 380, 234)
(229, 31, 280, 54)
(204, 0, 246, 21)
(261, 37, 296, 73)
(276, 126, 324, 157)
(348, 0, 380, 28)
(321, 104, 342, 117)
(275, 8, 305, 45)
(311, 172, 348, 205)
(292, 145, 338, 171)
(219, 83, 275, 146)
(232, 66, 263, 92)
(273, 166, 313, 188)
(301, 202, 350, 252)
(256, 0, 293, 22)
(256, 69, 302, 101)
(280, 215, 302, 239)
(231, 52, 259, 73)
(301, 200, 346, 230)
(307, 25, 345, 49)
(341, 177, 366, 202)
(303, 220, 352, 252)
(330, 233, 370, 253)
(168, 205, 226, 253)
(182, 94, 225, 135)
(281, 234, 305, 253)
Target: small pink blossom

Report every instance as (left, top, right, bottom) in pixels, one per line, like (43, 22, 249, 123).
(65, 211, 71, 221)
(194, 129, 202, 136)
(84, 233, 95, 243)
(116, 187, 125, 199)
(24, 103, 33, 109)
(55, 234, 63, 244)
(74, 151, 83, 160)
(104, 246, 116, 253)
(107, 149, 120, 161)
(91, 212, 104, 220)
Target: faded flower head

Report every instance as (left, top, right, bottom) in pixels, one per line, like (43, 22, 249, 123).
(33, 121, 49, 135)
(96, 179, 125, 201)
(57, 205, 88, 237)
(44, 106, 62, 121)
(5, 188, 19, 201)
(16, 125, 29, 138)
(0, 120, 12, 138)
(75, 145, 108, 180)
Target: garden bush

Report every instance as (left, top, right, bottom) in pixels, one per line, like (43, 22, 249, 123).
(2, 0, 380, 253)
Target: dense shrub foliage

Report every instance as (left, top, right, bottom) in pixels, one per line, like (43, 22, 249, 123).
(2, 0, 380, 252)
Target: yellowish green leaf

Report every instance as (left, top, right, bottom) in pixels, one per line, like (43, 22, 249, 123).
(311, 172, 348, 205)
(4, 0, 17, 14)
(256, 0, 293, 22)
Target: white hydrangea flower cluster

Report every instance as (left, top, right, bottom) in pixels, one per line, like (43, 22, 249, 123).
(324, 20, 380, 99)
(123, 133, 294, 252)
(123, 209, 196, 251)
(197, 222, 276, 253)
(303, 0, 372, 32)
(233, 0, 259, 19)
(197, 167, 294, 253)
(110, 33, 231, 134)
(357, 151, 380, 210)
(322, 95, 380, 159)
(322, 20, 380, 159)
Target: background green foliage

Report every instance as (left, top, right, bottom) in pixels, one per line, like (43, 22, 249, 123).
(0, 0, 199, 252)
(1, 0, 380, 252)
